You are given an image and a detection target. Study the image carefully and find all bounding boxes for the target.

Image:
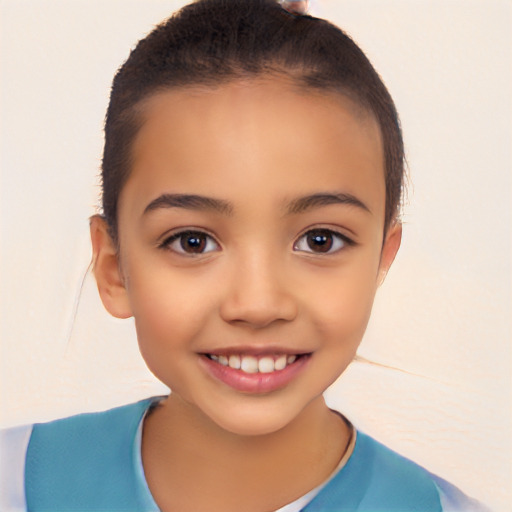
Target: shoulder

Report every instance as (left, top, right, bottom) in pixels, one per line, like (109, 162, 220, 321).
(305, 430, 490, 512)
(1, 397, 163, 512)
(32, 397, 153, 442)
(357, 433, 489, 511)
(429, 474, 491, 512)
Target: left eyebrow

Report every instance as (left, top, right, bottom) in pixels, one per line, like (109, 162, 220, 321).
(285, 192, 371, 215)
(143, 193, 234, 216)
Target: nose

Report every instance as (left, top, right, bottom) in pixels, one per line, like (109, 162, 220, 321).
(219, 252, 298, 329)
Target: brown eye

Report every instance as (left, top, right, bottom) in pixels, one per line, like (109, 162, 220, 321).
(294, 229, 349, 254)
(180, 232, 207, 253)
(163, 230, 219, 255)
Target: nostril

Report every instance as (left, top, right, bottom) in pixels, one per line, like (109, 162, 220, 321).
(220, 296, 298, 328)
(219, 263, 298, 326)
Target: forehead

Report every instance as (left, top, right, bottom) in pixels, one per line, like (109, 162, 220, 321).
(121, 78, 385, 220)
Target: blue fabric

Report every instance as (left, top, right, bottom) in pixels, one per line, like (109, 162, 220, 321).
(25, 398, 158, 512)
(24, 396, 451, 511)
(303, 432, 442, 511)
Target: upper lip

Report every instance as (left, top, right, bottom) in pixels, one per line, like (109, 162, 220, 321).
(198, 345, 313, 357)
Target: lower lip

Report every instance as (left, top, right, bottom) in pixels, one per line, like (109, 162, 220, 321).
(199, 354, 311, 394)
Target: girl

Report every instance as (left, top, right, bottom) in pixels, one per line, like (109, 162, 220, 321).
(0, 1, 493, 510)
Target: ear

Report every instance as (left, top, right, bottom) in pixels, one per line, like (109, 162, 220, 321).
(377, 222, 402, 286)
(90, 215, 133, 319)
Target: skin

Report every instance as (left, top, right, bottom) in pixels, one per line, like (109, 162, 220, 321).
(91, 78, 401, 511)
(281, 0, 309, 14)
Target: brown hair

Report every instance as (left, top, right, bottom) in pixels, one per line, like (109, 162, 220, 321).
(102, 0, 404, 241)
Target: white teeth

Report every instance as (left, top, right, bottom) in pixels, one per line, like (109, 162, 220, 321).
(228, 354, 241, 370)
(240, 356, 259, 373)
(274, 355, 287, 371)
(258, 356, 275, 373)
(209, 353, 303, 373)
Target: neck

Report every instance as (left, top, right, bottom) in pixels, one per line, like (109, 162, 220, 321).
(141, 394, 350, 512)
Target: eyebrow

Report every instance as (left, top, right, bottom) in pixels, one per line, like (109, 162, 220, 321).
(143, 191, 370, 217)
(143, 193, 233, 216)
(285, 192, 371, 215)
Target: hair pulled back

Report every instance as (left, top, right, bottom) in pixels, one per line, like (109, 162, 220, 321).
(102, 0, 404, 241)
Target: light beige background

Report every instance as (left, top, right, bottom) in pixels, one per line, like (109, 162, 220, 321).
(1, 1, 511, 510)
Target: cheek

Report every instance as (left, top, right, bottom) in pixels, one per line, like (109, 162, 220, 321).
(307, 257, 380, 342)
(125, 267, 215, 362)
(129, 281, 209, 394)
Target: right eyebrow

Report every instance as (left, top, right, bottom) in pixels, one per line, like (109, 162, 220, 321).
(143, 193, 234, 216)
(285, 192, 371, 216)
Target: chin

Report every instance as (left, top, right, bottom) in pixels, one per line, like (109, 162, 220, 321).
(214, 413, 293, 437)
(195, 398, 300, 437)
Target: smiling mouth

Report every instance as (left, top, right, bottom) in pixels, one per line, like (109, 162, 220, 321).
(205, 353, 308, 374)
(200, 351, 312, 393)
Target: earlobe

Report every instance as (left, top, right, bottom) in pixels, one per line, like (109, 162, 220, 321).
(378, 222, 402, 286)
(89, 215, 133, 319)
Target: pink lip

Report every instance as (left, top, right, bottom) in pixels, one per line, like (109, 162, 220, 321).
(199, 354, 311, 394)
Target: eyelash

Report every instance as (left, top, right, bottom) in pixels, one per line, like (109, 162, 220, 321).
(294, 228, 355, 255)
(159, 228, 355, 256)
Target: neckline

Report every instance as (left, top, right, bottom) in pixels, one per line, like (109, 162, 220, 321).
(133, 396, 357, 512)
(133, 397, 166, 511)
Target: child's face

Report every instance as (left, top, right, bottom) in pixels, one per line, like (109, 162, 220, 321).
(93, 78, 401, 436)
